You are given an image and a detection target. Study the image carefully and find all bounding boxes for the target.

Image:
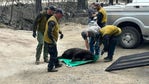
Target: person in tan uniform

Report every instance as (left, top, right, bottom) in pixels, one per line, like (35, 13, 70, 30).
(99, 25, 122, 62)
(44, 9, 64, 72)
(93, 2, 107, 27)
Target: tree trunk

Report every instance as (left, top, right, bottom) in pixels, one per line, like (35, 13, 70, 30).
(126, 0, 130, 3)
(35, 0, 42, 15)
(77, 0, 88, 10)
(46, 0, 49, 6)
(109, 0, 113, 5)
(8, 0, 14, 25)
(0, 0, 8, 23)
(116, 0, 118, 4)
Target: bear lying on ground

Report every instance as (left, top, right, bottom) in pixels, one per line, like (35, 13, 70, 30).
(59, 48, 94, 61)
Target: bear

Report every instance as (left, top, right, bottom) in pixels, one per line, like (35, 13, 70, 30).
(59, 48, 94, 61)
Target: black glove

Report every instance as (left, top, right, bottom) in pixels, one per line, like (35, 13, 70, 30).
(51, 39, 56, 45)
(32, 31, 36, 38)
(101, 49, 108, 55)
(52, 42, 56, 45)
(60, 33, 64, 39)
(101, 49, 105, 55)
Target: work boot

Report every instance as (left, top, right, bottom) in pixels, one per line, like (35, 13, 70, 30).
(104, 57, 112, 62)
(101, 50, 105, 55)
(55, 64, 63, 68)
(35, 60, 40, 65)
(44, 59, 49, 63)
(47, 68, 58, 72)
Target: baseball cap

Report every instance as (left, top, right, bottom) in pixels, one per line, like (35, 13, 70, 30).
(44, 7, 48, 10)
(55, 8, 64, 15)
(94, 2, 100, 6)
(48, 6, 56, 11)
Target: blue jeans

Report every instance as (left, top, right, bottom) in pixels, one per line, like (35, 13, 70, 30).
(89, 37, 100, 55)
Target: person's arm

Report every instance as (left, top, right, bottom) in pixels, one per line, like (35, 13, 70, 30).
(97, 12, 103, 26)
(32, 14, 42, 38)
(100, 34, 110, 55)
(59, 30, 64, 39)
(33, 14, 42, 32)
(85, 40, 89, 50)
(81, 31, 89, 50)
(47, 21, 56, 44)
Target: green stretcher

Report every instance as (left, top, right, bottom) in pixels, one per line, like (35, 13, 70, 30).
(58, 55, 99, 67)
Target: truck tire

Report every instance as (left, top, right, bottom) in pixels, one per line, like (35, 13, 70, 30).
(119, 26, 141, 49)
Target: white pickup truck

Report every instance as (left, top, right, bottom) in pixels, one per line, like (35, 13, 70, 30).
(104, 0, 149, 49)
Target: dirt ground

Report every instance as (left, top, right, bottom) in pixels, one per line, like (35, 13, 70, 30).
(0, 23, 149, 84)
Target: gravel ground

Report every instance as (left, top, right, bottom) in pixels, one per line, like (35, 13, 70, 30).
(0, 23, 149, 84)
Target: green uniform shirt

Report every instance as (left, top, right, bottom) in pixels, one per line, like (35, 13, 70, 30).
(33, 11, 49, 33)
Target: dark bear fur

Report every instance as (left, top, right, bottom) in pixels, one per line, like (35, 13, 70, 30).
(59, 48, 94, 61)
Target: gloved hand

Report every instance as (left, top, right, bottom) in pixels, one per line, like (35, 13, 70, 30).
(51, 39, 56, 45)
(32, 31, 36, 38)
(51, 42, 56, 46)
(101, 49, 105, 55)
(101, 48, 108, 55)
(60, 33, 64, 39)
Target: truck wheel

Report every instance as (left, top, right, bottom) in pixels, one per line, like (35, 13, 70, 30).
(119, 26, 141, 49)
